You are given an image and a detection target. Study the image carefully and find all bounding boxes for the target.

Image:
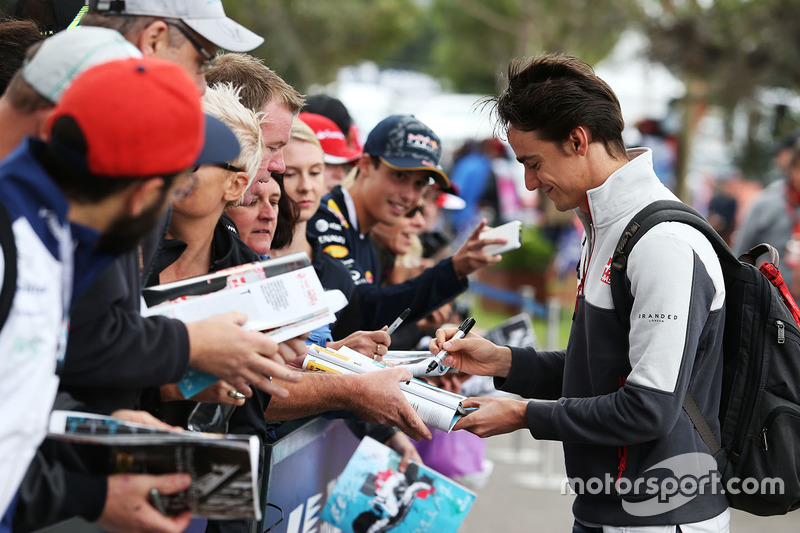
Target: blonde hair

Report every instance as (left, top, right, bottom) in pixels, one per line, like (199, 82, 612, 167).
(202, 82, 264, 206)
(205, 53, 304, 114)
(291, 117, 321, 149)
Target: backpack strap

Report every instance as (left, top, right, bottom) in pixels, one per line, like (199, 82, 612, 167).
(683, 394, 722, 455)
(609, 199, 729, 456)
(0, 203, 17, 329)
(610, 200, 738, 328)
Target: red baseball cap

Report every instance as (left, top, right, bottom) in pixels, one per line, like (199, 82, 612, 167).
(299, 112, 362, 165)
(47, 57, 239, 178)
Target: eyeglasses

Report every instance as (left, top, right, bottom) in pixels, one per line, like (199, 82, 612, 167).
(405, 204, 424, 218)
(163, 21, 215, 73)
(212, 162, 245, 173)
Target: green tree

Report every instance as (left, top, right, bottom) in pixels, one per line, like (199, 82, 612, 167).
(428, 0, 636, 94)
(224, 0, 422, 91)
(637, 0, 800, 187)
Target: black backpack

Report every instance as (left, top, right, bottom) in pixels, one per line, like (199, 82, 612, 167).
(610, 199, 800, 516)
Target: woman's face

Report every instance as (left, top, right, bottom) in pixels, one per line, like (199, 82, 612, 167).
(281, 139, 325, 223)
(226, 177, 281, 255)
(370, 204, 426, 256)
(172, 164, 237, 218)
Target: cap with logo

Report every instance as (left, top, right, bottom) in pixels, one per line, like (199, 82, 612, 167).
(363, 114, 452, 193)
(299, 112, 362, 165)
(89, 0, 264, 52)
(21, 26, 142, 104)
(47, 57, 239, 178)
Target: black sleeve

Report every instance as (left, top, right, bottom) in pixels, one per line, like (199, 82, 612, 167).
(59, 257, 190, 388)
(356, 258, 468, 331)
(330, 289, 363, 339)
(494, 346, 566, 400)
(13, 443, 108, 531)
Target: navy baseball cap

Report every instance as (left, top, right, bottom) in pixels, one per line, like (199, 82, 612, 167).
(363, 115, 453, 193)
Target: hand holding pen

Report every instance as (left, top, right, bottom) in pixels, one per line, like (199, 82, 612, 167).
(429, 320, 514, 379)
(426, 317, 476, 374)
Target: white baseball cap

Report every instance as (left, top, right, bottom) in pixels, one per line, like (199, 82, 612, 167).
(22, 26, 142, 104)
(90, 0, 264, 52)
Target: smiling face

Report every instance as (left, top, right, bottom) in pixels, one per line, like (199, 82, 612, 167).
(226, 177, 281, 255)
(282, 138, 325, 223)
(507, 126, 590, 212)
(371, 204, 426, 256)
(354, 157, 430, 232)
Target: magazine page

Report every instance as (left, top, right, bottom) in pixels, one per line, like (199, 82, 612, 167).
(320, 437, 475, 533)
(47, 411, 261, 520)
(141, 252, 311, 307)
(171, 290, 344, 399)
(142, 265, 331, 333)
(302, 347, 470, 432)
(144, 265, 337, 399)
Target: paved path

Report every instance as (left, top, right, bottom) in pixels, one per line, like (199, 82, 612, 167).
(459, 430, 798, 533)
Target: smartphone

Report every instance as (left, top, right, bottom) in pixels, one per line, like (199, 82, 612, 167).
(480, 220, 522, 255)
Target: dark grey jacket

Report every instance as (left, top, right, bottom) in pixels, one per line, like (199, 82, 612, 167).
(497, 149, 728, 527)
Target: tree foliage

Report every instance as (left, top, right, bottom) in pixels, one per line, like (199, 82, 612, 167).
(640, 0, 800, 109)
(637, 0, 800, 183)
(224, 0, 422, 91)
(428, 0, 637, 94)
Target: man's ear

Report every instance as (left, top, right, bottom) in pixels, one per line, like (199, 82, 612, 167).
(135, 20, 170, 57)
(127, 177, 166, 217)
(36, 108, 55, 140)
(568, 126, 591, 156)
(224, 171, 250, 203)
(356, 154, 374, 179)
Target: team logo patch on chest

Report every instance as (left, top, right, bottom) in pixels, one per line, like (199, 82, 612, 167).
(601, 257, 612, 285)
(324, 244, 349, 258)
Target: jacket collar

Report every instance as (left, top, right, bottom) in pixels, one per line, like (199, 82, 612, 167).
(579, 148, 667, 230)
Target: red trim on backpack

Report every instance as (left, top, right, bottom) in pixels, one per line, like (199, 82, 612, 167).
(760, 262, 800, 328)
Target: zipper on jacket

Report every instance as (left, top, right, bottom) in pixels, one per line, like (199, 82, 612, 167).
(574, 224, 596, 320)
(777, 320, 785, 344)
(733, 277, 772, 462)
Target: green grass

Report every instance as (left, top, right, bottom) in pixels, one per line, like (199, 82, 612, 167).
(464, 294, 572, 350)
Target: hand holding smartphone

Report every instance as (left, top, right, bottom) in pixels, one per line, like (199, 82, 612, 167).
(479, 220, 522, 255)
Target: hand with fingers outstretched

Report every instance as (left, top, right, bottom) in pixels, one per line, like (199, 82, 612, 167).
(429, 326, 513, 379)
(185, 312, 302, 400)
